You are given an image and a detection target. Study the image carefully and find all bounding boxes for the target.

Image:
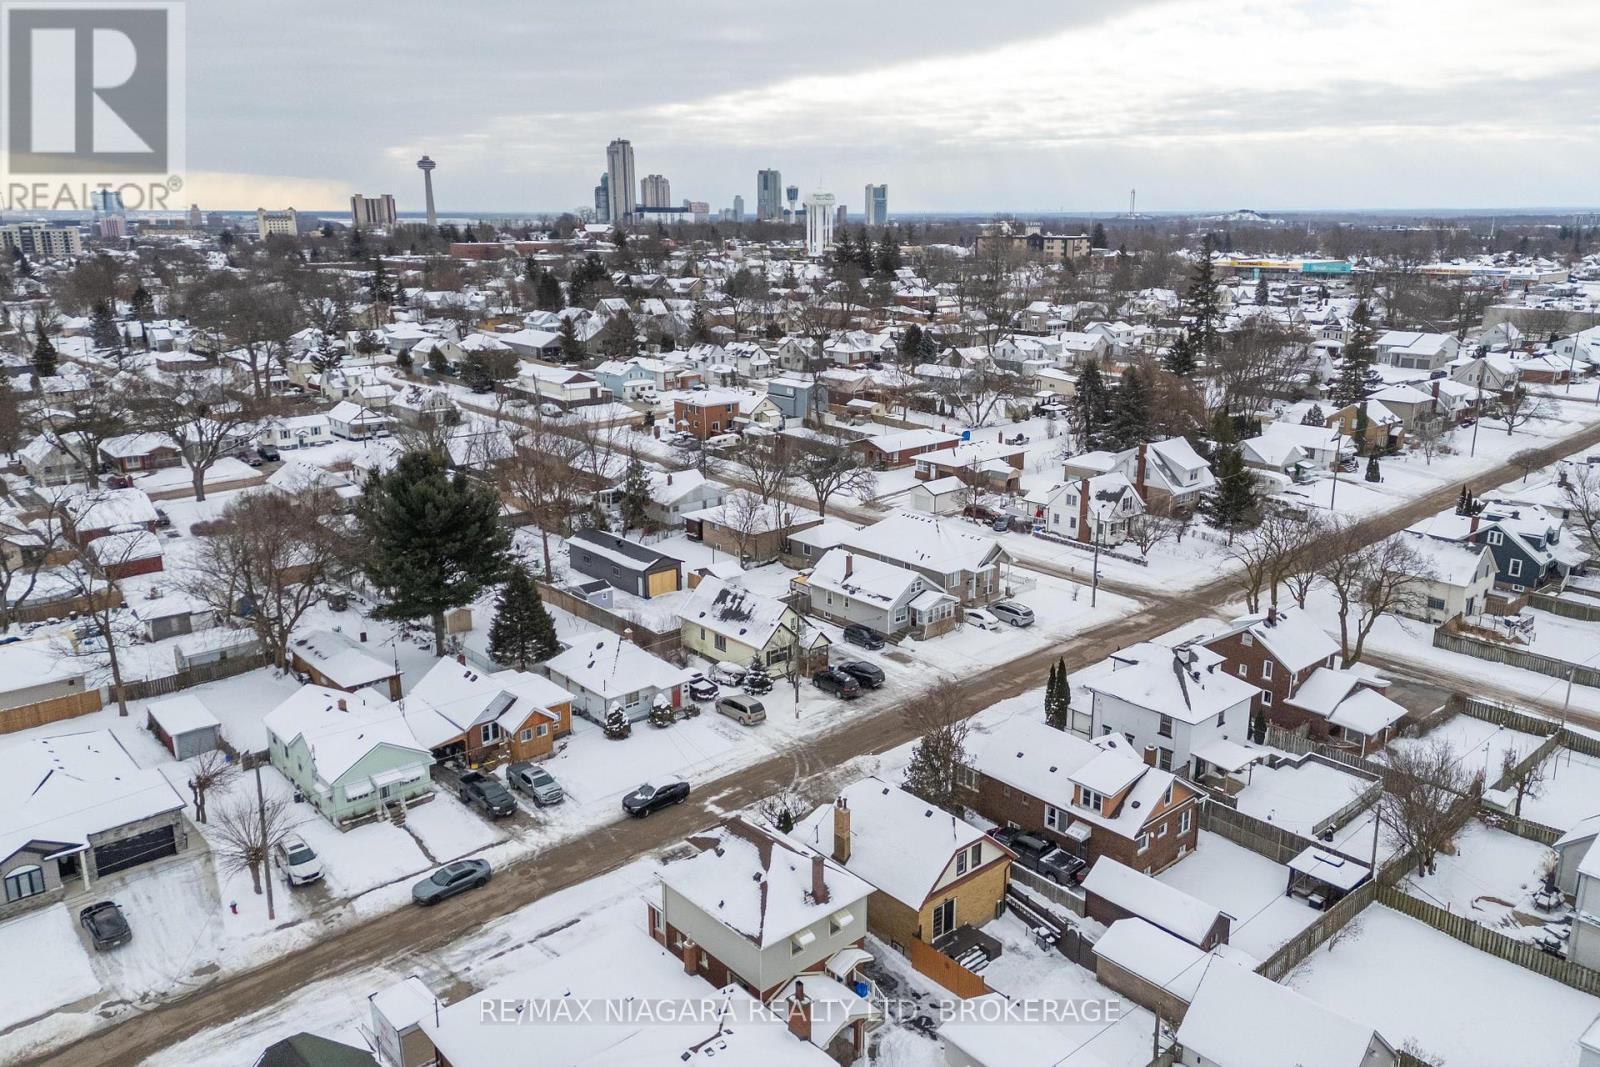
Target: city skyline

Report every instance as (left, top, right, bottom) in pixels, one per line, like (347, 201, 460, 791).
(164, 0, 1600, 215)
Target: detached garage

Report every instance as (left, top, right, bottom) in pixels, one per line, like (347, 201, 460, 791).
(147, 695, 224, 760)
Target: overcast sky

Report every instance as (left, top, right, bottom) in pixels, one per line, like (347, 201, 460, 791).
(182, 0, 1600, 215)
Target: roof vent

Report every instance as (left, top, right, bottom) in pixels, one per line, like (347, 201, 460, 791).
(1130, 800, 1142, 809)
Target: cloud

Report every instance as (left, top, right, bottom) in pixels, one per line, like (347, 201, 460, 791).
(180, 171, 351, 211)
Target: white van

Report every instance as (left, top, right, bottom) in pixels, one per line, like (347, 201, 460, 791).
(711, 661, 748, 687)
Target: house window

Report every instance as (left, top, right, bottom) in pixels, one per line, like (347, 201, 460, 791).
(1081, 788, 1105, 813)
(1237, 663, 1248, 677)
(956, 849, 969, 876)
(1241, 633, 1253, 647)
(969, 843, 981, 869)
(1508, 558, 1523, 578)
(1486, 530, 1504, 546)
(519, 729, 533, 742)
(1045, 805, 1066, 831)
(1261, 661, 1273, 681)
(1137, 833, 1151, 853)
(1427, 596, 1446, 611)
(1157, 747, 1173, 771)
(1262, 690, 1274, 706)
(480, 722, 503, 747)
(1158, 821, 1169, 838)
(1180, 809, 1192, 834)
(537, 724, 548, 737)
(956, 764, 978, 790)
(4, 865, 44, 902)
(713, 634, 727, 652)
(1157, 714, 1173, 738)
(1216, 710, 1225, 728)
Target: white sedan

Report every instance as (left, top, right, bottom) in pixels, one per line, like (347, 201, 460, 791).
(964, 608, 1003, 631)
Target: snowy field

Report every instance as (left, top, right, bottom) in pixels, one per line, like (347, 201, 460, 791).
(1288, 904, 1600, 1067)
(0, 905, 99, 1032)
(1384, 712, 1548, 778)
(1156, 832, 1319, 960)
(1399, 819, 1558, 943)
(1519, 748, 1600, 830)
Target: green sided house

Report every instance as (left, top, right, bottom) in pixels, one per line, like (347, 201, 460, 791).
(263, 685, 434, 827)
(678, 576, 830, 674)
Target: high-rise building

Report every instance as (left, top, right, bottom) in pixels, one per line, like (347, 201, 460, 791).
(187, 203, 203, 228)
(90, 189, 126, 239)
(756, 169, 782, 221)
(255, 207, 299, 239)
(606, 139, 637, 224)
(805, 193, 836, 256)
(416, 156, 438, 228)
(0, 224, 82, 257)
(732, 195, 744, 223)
(594, 173, 610, 221)
(864, 184, 888, 227)
(350, 193, 397, 229)
(835, 204, 848, 230)
(785, 185, 799, 223)
(640, 174, 671, 209)
(683, 200, 710, 223)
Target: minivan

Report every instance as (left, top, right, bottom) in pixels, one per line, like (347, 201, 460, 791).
(716, 694, 767, 725)
(711, 661, 748, 688)
(990, 601, 1035, 628)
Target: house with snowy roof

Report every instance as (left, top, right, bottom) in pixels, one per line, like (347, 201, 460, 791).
(1082, 857, 1231, 950)
(794, 547, 958, 641)
(1408, 498, 1586, 593)
(1033, 472, 1145, 547)
(839, 512, 1011, 606)
(400, 657, 572, 765)
(1078, 641, 1262, 782)
(647, 817, 877, 1059)
(567, 527, 683, 598)
(541, 631, 696, 722)
(960, 716, 1202, 876)
(795, 777, 1013, 955)
(679, 576, 829, 672)
(1394, 530, 1496, 622)
(287, 628, 403, 701)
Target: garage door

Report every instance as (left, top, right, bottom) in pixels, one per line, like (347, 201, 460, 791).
(93, 826, 177, 876)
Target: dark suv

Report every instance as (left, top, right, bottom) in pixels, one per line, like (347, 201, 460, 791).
(79, 901, 132, 950)
(623, 781, 690, 817)
(458, 771, 516, 818)
(812, 667, 863, 699)
(993, 827, 1086, 886)
(837, 661, 885, 689)
(841, 624, 885, 650)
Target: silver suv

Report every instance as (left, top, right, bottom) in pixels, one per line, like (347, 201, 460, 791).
(989, 601, 1035, 628)
(507, 762, 565, 805)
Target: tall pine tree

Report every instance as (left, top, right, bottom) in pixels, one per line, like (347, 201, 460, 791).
(1072, 359, 1113, 451)
(1330, 298, 1379, 408)
(32, 321, 56, 378)
(1163, 331, 1196, 377)
(558, 316, 586, 364)
(488, 564, 560, 669)
(357, 449, 511, 655)
(617, 452, 654, 531)
(1201, 436, 1258, 540)
(1184, 235, 1222, 364)
(1108, 366, 1152, 451)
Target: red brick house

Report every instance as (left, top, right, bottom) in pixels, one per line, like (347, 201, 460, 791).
(855, 428, 960, 470)
(98, 432, 183, 474)
(62, 487, 161, 547)
(959, 716, 1201, 876)
(673, 391, 741, 440)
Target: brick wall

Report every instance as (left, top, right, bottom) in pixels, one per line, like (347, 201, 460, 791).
(1203, 628, 1334, 738)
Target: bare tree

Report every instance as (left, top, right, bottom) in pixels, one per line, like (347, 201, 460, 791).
(0, 499, 67, 631)
(181, 489, 347, 668)
(1379, 738, 1478, 876)
(794, 433, 876, 515)
(721, 490, 791, 565)
(53, 523, 149, 715)
(1410, 417, 1452, 466)
(1280, 514, 1330, 609)
(930, 360, 1032, 428)
(901, 677, 973, 812)
(1509, 448, 1544, 485)
(1499, 384, 1551, 436)
(1562, 462, 1600, 552)
(29, 376, 133, 490)
(1318, 528, 1435, 667)
(131, 377, 273, 501)
(1124, 511, 1183, 560)
(1212, 315, 1315, 417)
(741, 434, 797, 503)
(212, 793, 293, 895)
(499, 420, 591, 577)
(1498, 747, 1546, 818)
(187, 749, 232, 825)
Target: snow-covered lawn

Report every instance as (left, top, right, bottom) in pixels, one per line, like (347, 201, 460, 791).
(1156, 832, 1320, 960)
(1520, 748, 1600, 830)
(1384, 713, 1547, 778)
(396, 793, 509, 862)
(0, 904, 99, 1030)
(1400, 819, 1558, 943)
(1232, 757, 1372, 836)
(1288, 904, 1600, 1067)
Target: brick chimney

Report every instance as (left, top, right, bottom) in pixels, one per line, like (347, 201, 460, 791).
(681, 937, 698, 975)
(1077, 478, 1091, 543)
(1266, 606, 1278, 625)
(832, 797, 852, 865)
(1143, 745, 1157, 767)
(457, 653, 467, 665)
(359, 631, 368, 642)
(786, 981, 813, 1043)
(1469, 514, 1480, 535)
(666, 472, 673, 485)
(1135, 442, 1148, 499)
(811, 854, 830, 905)
(843, 553, 854, 580)
(336, 697, 347, 712)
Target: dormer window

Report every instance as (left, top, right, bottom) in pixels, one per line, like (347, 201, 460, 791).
(1080, 788, 1105, 813)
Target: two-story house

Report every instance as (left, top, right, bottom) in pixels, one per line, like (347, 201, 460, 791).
(1078, 642, 1261, 781)
(960, 716, 1202, 875)
(1397, 531, 1497, 623)
(679, 576, 831, 672)
(1408, 499, 1587, 593)
(648, 818, 877, 1063)
(839, 512, 1012, 606)
(567, 527, 683, 598)
(1062, 437, 1217, 515)
(1374, 329, 1459, 373)
(794, 549, 959, 641)
(400, 657, 573, 764)
(674, 390, 742, 439)
(1032, 472, 1146, 547)
(796, 778, 1013, 956)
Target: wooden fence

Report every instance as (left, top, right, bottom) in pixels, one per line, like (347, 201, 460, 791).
(1009, 865, 1087, 916)
(535, 581, 682, 658)
(1376, 885, 1600, 997)
(1481, 809, 1563, 846)
(1434, 629, 1600, 689)
(907, 937, 991, 999)
(120, 651, 272, 702)
(1528, 590, 1600, 623)
(0, 688, 103, 734)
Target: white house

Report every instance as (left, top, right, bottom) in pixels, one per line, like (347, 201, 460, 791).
(1034, 473, 1145, 547)
(1396, 531, 1497, 623)
(1374, 330, 1459, 372)
(541, 632, 696, 722)
(799, 548, 957, 640)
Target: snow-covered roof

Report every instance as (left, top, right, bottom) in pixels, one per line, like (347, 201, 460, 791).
(1085, 641, 1259, 724)
(145, 694, 220, 735)
(807, 548, 927, 605)
(542, 632, 695, 701)
(1081, 857, 1226, 946)
(795, 776, 991, 910)
(1176, 957, 1390, 1067)
(661, 818, 873, 949)
(64, 487, 158, 530)
(678, 577, 793, 651)
(864, 428, 960, 457)
(289, 629, 399, 689)
(1092, 918, 1256, 1004)
(841, 512, 1006, 575)
(0, 729, 186, 864)
(1212, 609, 1338, 675)
(262, 685, 422, 783)
(402, 658, 569, 748)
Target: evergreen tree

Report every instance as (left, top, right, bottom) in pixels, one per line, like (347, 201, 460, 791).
(603, 706, 632, 739)
(366, 257, 392, 306)
(688, 304, 711, 344)
(130, 284, 154, 321)
(1163, 331, 1196, 377)
(427, 344, 450, 375)
(558, 316, 586, 364)
(898, 324, 924, 365)
(1250, 702, 1267, 744)
(1254, 277, 1269, 306)
(395, 347, 413, 371)
(1365, 454, 1382, 483)
(487, 564, 560, 669)
(89, 299, 119, 350)
(648, 696, 675, 728)
(1201, 437, 1257, 538)
(357, 448, 512, 655)
(309, 331, 342, 373)
(1184, 235, 1221, 363)
(918, 329, 939, 363)
(598, 309, 638, 360)
(1108, 366, 1152, 450)
(1090, 222, 1108, 249)
(1071, 358, 1113, 450)
(875, 230, 902, 275)
(743, 656, 773, 695)
(31, 321, 56, 377)
(1330, 298, 1379, 408)
(535, 271, 564, 311)
(832, 229, 856, 271)
(1300, 403, 1326, 426)
(617, 452, 654, 531)
(1045, 659, 1072, 731)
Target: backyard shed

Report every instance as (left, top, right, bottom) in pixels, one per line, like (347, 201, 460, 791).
(146, 695, 224, 759)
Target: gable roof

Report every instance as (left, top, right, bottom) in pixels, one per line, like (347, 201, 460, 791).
(841, 512, 1006, 574)
(1176, 958, 1389, 1067)
(678, 577, 793, 651)
(568, 527, 682, 573)
(1084, 642, 1259, 724)
(1081, 857, 1226, 946)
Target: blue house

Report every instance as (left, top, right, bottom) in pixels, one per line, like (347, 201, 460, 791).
(766, 375, 827, 420)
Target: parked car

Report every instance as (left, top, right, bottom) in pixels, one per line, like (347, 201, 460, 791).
(841, 624, 885, 650)
(272, 833, 324, 886)
(244, 452, 264, 468)
(992, 827, 1086, 886)
(989, 601, 1035, 628)
(537, 402, 565, 418)
(687, 677, 719, 702)
(412, 859, 492, 905)
(154, 508, 172, 528)
(257, 444, 281, 462)
(812, 667, 863, 700)
(622, 780, 690, 817)
(836, 660, 885, 689)
(711, 661, 747, 688)
(507, 762, 565, 806)
(991, 516, 1010, 532)
(458, 771, 517, 818)
(964, 608, 1002, 631)
(705, 433, 741, 451)
(79, 901, 132, 950)
(716, 694, 767, 726)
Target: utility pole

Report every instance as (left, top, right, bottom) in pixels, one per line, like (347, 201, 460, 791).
(256, 762, 276, 922)
(1090, 523, 1103, 608)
